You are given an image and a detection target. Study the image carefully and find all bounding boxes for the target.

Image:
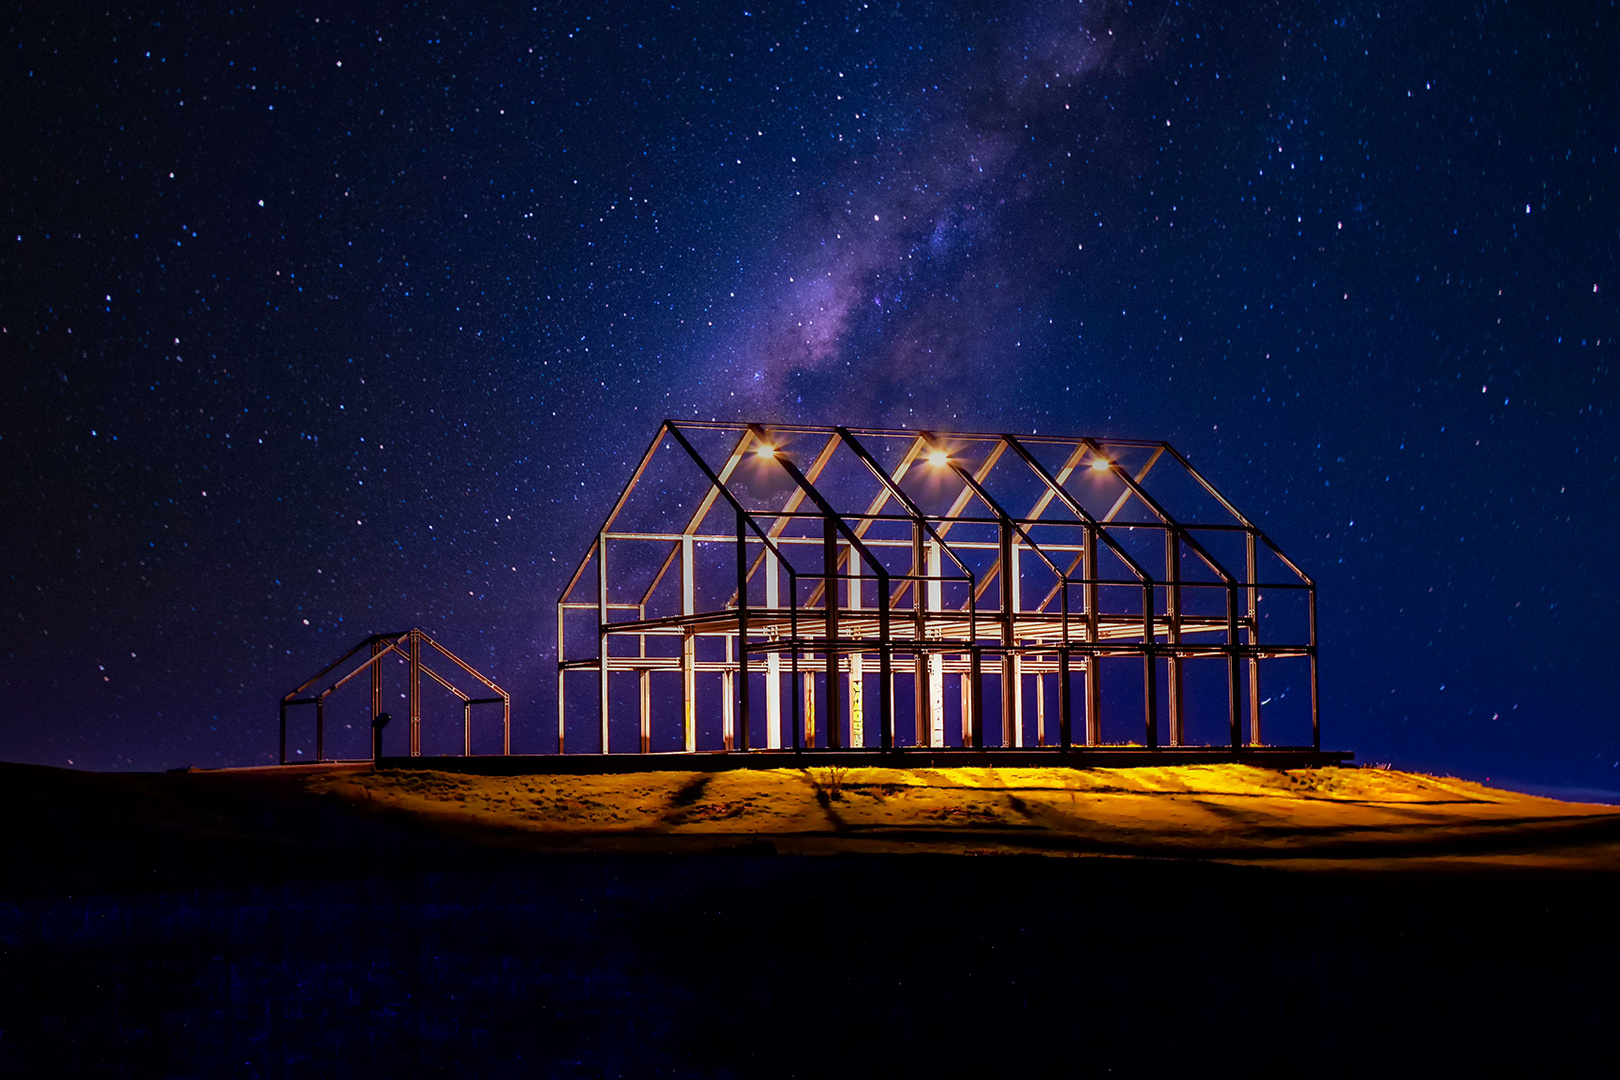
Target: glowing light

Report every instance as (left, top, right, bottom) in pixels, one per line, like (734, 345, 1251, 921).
(755, 445, 777, 460)
(927, 449, 950, 468)
(1090, 458, 1112, 472)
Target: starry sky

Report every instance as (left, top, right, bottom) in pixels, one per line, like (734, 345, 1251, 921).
(3, 1, 1615, 787)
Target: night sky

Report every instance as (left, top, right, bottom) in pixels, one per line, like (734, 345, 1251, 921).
(3, 1, 1615, 788)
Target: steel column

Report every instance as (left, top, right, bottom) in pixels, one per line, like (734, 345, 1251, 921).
(803, 662, 816, 747)
(1036, 670, 1045, 747)
(556, 603, 566, 754)
(722, 635, 735, 751)
(824, 516, 843, 749)
(681, 533, 696, 752)
(766, 548, 782, 747)
(912, 523, 928, 746)
(1058, 648, 1073, 752)
(959, 662, 971, 746)
(877, 566, 893, 751)
(999, 520, 1019, 748)
(847, 547, 863, 748)
(735, 506, 751, 751)
(968, 647, 984, 748)
(639, 669, 651, 753)
(1084, 525, 1101, 746)
(1246, 529, 1261, 746)
(926, 540, 944, 746)
(408, 630, 422, 756)
(1167, 530, 1184, 746)
(790, 577, 801, 750)
(1226, 583, 1243, 752)
(371, 637, 382, 732)
(1309, 586, 1321, 750)
(597, 532, 610, 754)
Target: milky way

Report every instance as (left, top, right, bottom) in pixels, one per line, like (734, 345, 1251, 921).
(735, 2, 1139, 410)
(2, 1, 1615, 787)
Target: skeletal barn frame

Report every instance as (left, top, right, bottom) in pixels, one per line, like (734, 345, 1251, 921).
(279, 628, 511, 763)
(557, 422, 1319, 756)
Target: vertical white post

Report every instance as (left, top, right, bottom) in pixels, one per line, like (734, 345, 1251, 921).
(722, 633, 735, 751)
(848, 549, 864, 748)
(1009, 540, 1023, 747)
(638, 610, 649, 753)
(1247, 530, 1262, 746)
(1084, 525, 1102, 746)
(765, 548, 781, 748)
(409, 631, 422, 755)
(804, 671, 816, 746)
(1036, 668, 1046, 747)
(638, 669, 650, 753)
(926, 541, 944, 747)
(556, 604, 566, 755)
(681, 533, 696, 752)
(596, 535, 608, 755)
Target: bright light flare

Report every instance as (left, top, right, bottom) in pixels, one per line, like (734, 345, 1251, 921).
(926, 449, 950, 468)
(1090, 458, 1112, 472)
(754, 445, 777, 460)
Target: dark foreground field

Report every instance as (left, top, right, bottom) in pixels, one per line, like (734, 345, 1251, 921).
(2, 762, 1617, 1077)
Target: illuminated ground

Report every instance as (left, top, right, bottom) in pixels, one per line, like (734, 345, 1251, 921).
(306, 763, 1620, 870)
(4, 761, 1619, 1074)
(6, 761, 1618, 886)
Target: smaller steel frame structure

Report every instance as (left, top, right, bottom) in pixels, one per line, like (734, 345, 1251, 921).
(558, 422, 1320, 756)
(279, 628, 511, 763)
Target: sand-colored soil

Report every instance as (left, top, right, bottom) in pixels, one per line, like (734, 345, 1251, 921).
(308, 764, 1620, 870)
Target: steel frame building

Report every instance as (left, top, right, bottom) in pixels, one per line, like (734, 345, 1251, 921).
(279, 628, 511, 763)
(558, 422, 1319, 757)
